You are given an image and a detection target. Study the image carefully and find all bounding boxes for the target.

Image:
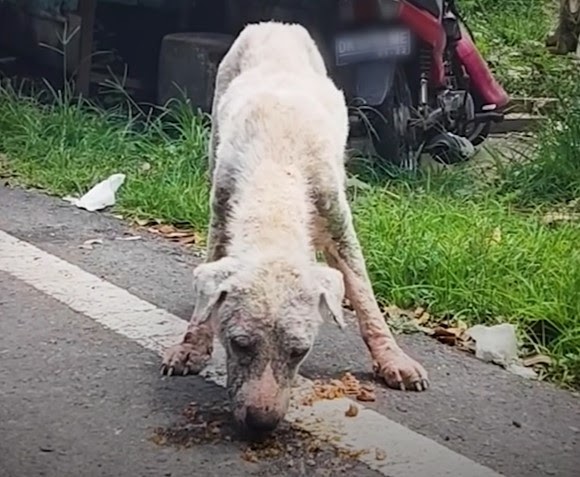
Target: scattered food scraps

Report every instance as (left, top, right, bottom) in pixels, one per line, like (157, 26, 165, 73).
(375, 448, 387, 461)
(345, 404, 359, 417)
(63, 173, 126, 212)
(355, 387, 376, 402)
(302, 373, 376, 405)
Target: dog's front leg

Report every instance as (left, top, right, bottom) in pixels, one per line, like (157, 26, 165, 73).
(161, 177, 232, 376)
(319, 190, 429, 391)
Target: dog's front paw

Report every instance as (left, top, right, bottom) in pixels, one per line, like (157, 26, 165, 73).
(160, 342, 212, 377)
(374, 350, 429, 392)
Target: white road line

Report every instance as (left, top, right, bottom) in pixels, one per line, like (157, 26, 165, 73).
(0, 230, 503, 477)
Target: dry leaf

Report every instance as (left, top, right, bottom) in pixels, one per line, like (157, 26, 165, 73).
(135, 218, 154, 227)
(522, 354, 552, 367)
(157, 224, 175, 235)
(418, 325, 436, 336)
(345, 404, 359, 417)
(164, 231, 191, 239)
(115, 235, 142, 242)
(488, 227, 502, 245)
(80, 238, 103, 250)
(147, 224, 201, 246)
(178, 235, 198, 245)
(542, 212, 580, 225)
(416, 311, 432, 325)
(414, 307, 426, 318)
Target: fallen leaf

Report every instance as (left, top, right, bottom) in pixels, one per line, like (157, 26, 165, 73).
(345, 404, 359, 417)
(156, 225, 176, 235)
(179, 235, 198, 245)
(542, 212, 580, 225)
(135, 218, 155, 227)
(416, 311, 432, 325)
(522, 354, 552, 367)
(80, 238, 103, 250)
(418, 326, 436, 336)
(414, 307, 426, 318)
(488, 227, 502, 245)
(164, 231, 192, 239)
(147, 224, 201, 246)
(115, 235, 142, 242)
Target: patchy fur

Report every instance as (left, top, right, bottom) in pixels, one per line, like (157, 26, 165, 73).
(161, 22, 428, 435)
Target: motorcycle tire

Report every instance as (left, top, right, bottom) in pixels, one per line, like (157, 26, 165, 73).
(366, 69, 417, 170)
(468, 121, 491, 147)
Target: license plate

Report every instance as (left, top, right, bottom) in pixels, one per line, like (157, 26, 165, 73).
(335, 29, 411, 66)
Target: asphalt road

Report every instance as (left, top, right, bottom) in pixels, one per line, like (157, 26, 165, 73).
(1, 184, 579, 477)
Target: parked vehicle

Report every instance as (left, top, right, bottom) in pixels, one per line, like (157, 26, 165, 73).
(329, 0, 509, 169)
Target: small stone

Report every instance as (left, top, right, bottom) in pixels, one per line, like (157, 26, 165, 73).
(512, 420, 522, 428)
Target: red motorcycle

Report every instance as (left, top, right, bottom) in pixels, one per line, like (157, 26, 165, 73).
(331, 0, 509, 169)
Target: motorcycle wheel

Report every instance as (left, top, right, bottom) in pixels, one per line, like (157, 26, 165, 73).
(467, 121, 491, 147)
(366, 69, 417, 170)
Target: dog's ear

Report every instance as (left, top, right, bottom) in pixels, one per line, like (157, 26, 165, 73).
(312, 265, 346, 329)
(191, 257, 238, 325)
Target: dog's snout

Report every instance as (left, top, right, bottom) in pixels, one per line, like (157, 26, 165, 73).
(244, 406, 281, 433)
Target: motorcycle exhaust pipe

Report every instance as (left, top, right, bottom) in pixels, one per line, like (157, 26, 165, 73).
(469, 111, 505, 124)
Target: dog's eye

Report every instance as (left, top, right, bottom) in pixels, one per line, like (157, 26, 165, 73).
(289, 347, 309, 361)
(230, 336, 253, 354)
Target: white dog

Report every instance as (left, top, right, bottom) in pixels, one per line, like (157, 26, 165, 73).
(161, 22, 428, 436)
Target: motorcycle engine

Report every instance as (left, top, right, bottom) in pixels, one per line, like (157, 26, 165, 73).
(436, 88, 475, 130)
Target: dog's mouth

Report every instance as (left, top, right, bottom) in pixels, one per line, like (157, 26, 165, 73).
(234, 405, 285, 440)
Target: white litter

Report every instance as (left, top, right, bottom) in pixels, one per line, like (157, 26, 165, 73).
(64, 173, 126, 212)
(466, 323, 518, 367)
(466, 323, 538, 380)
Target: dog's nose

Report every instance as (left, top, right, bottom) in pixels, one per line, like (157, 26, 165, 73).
(244, 407, 280, 434)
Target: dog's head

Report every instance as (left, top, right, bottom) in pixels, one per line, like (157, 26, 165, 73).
(190, 256, 345, 437)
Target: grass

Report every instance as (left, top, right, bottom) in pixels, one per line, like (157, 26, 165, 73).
(1, 83, 579, 387)
(497, 101, 580, 207)
(461, 0, 579, 98)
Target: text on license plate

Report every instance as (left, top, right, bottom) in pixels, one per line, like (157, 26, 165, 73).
(335, 30, 411, 66)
